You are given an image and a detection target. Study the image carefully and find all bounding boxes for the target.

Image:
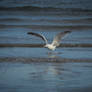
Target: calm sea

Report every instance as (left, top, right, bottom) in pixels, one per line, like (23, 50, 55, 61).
(0, 0, 92, 44)
(0, 1, 92, 92)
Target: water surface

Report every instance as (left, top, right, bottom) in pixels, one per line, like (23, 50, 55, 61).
(0, 0, 92, 92)
(0, 61, 92, 92)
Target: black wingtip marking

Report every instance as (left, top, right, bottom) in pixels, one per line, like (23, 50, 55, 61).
(27, 32, 34, 35)
(64, 30, 71, 33)
(27, 32, 46, 42)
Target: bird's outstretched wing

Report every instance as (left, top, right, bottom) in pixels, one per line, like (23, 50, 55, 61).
(52, 31, 71, 46)
(27, 32, 48, 44)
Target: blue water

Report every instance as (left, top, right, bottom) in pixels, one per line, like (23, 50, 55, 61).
(0, 62, 92, 92)
(0, 1, 92, 92)
(0, 47, 92, 59)
(0, 0, 92, 44)
(0, 0, 92, 10)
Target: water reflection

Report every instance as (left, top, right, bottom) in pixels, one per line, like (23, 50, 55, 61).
(0, 62, 92, 92)
(46, 51, 61, 58)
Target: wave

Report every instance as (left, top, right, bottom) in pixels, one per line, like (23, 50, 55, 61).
(0, 24, 92, 29)
(0, 6, 92, 12)
(0, 43, 92, 47)
(0, 57, 92, 62)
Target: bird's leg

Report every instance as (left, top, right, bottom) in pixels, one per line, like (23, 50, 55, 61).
(53, 50, 59, 55)
(47, 50, 58, 55)
(47, 50, 57, 58)
(52, 50, 62, 55)
(47, 50, 54, 55)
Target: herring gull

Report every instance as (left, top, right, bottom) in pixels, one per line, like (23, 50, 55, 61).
(27, 31, 71, 50)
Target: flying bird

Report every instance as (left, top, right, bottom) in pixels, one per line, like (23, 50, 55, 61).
(27, 31, 71, 50)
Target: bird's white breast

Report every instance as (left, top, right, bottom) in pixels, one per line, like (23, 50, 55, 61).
(46, 44, 56, 50)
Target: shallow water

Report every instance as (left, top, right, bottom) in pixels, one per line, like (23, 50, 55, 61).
(0, 0, 92, 45)
(0, 47, 92, 59)
(0, 0, 92, 92)
(0, 30, 92, 44)
(0, 61, 92, 92)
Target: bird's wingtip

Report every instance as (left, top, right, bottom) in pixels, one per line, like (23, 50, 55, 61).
(64, 30, 71, 33)
(27, 32, 35, 35)
(27, 32, 31, 34)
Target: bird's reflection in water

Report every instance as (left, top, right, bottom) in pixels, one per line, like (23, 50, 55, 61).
(47, 51, 62, 58)
(29, 59, 64, 80)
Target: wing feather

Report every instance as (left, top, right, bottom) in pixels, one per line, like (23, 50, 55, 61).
(52, 31, 71, 46)
(27, 32, 48, 44)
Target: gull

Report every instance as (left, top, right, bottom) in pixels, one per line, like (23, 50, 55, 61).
(27, 31, 71, 50)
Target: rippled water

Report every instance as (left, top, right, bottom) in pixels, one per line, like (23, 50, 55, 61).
(0, 62, 92, 92)
(0, 47, 92, 59)
(0, 0, 92, 45)
(0, 0, 92, 92)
